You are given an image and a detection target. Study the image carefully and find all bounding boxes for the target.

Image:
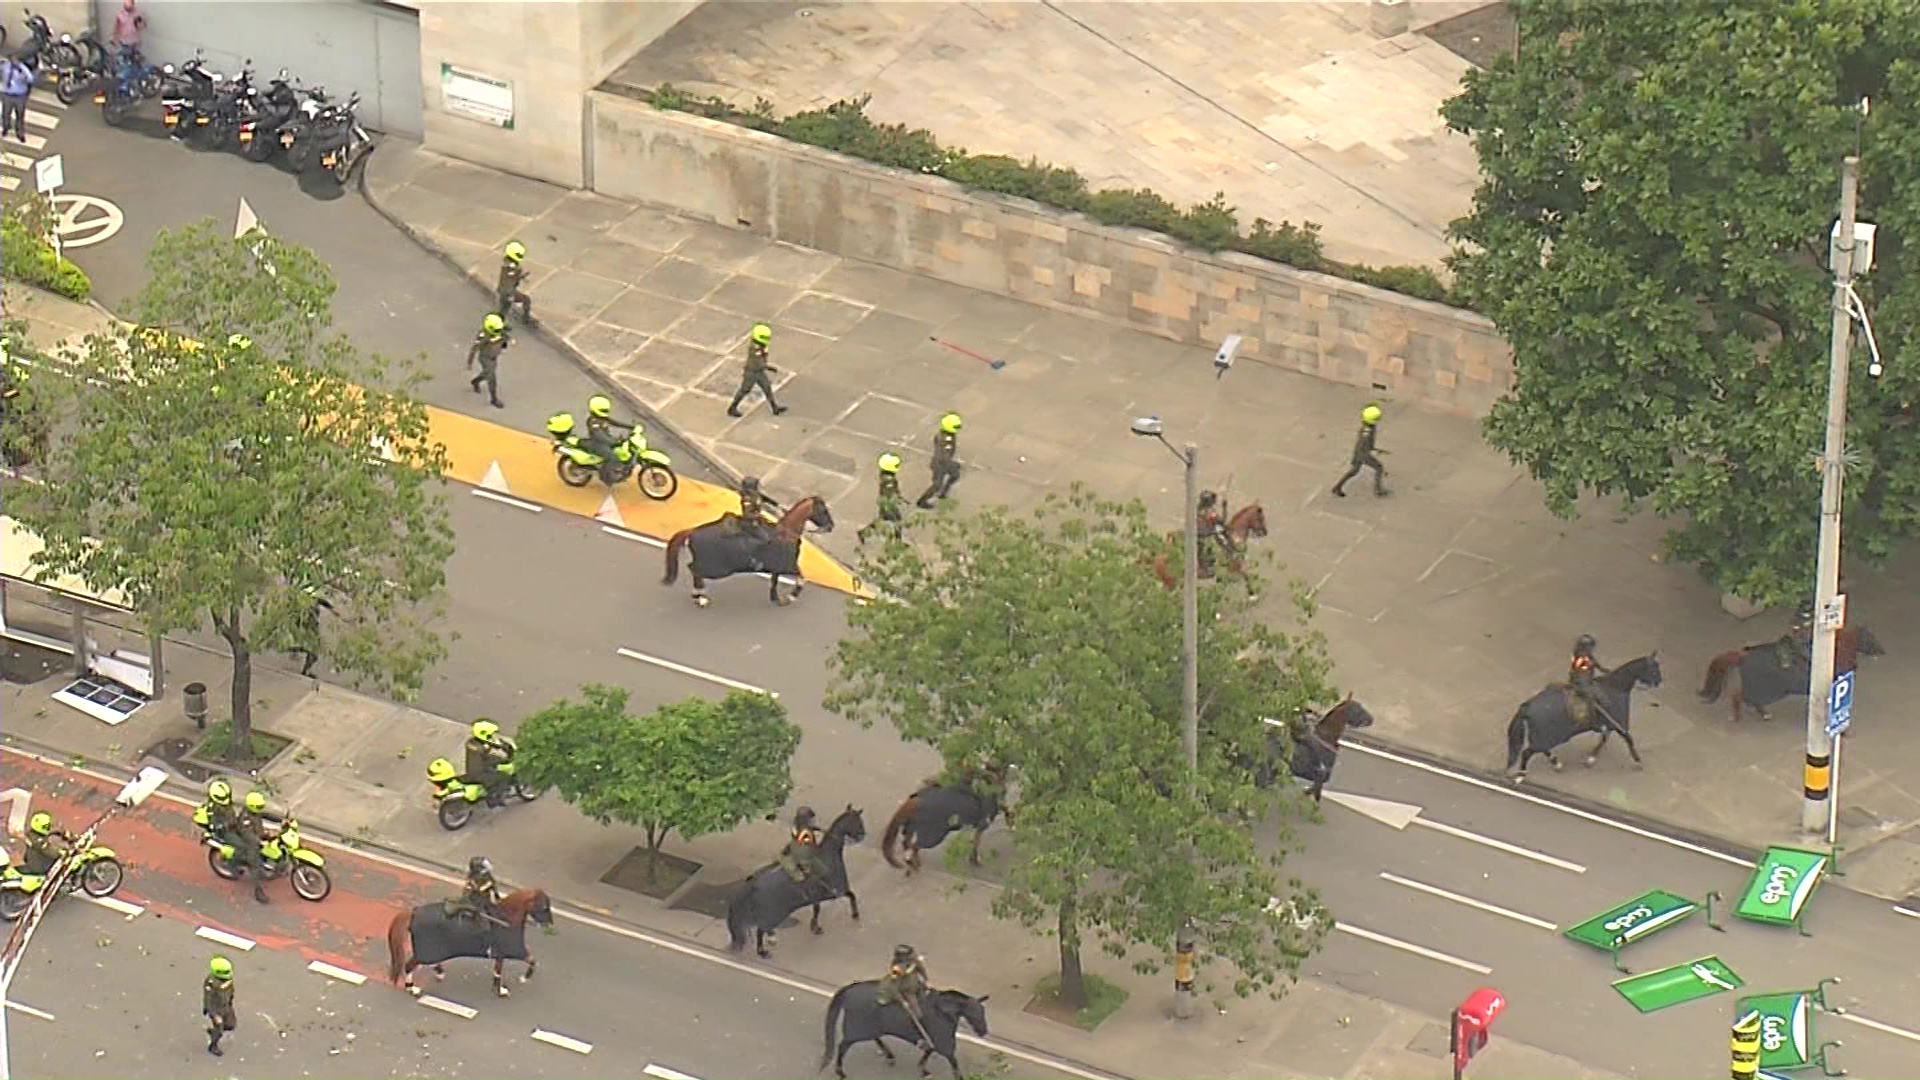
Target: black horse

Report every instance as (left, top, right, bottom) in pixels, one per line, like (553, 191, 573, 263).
(663, 496, 835, 607)
(726, 805, 865, 958)
(1505, 654, 1663, 780)
(820, 983, 990, 1080)
(881, 783, 1005, 874)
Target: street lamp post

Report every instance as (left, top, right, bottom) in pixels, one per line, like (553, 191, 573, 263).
(1129, 415, 1200, 1019)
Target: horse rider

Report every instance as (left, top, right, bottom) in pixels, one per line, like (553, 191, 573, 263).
(1567, 634, 1613, 726)
(464, 719, 514, 805)
(733, 476, 780, 545)
(449, 856, 505, 926)
(1195, 489, 1228, 577)
(779, 806, 828, 883)
(877, 943, 933, 1049)
(1777, 600, 1817, 667)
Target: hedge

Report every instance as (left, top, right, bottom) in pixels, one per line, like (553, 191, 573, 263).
(641, 87, 1461, 309)
(2, 195, 91, 301)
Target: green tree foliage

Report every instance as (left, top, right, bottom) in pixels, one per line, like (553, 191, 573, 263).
(515, 686, 802, 877)
(1444, 0, 1920, 603)
(2, 194, 91, 299)
(4, 220, 454, 761)
(826, 488, 1334, 1006)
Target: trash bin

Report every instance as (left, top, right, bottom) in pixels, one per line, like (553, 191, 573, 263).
(184, 682, 208, 730)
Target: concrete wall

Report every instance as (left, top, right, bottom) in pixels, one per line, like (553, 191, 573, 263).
(414, 0, 700, 189)
(588, 91, 1513, 416)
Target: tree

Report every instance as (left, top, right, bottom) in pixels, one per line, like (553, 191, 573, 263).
(514, 685, 802, 878)
(1443, 0, 1920, 604)
(825, 487, 1334, 1007)
(6, 220, 455, 761)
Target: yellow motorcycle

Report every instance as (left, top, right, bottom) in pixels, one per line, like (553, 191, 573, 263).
(0, 821, 125, 922)
(427, 753, 541, 831)
(198, 809, 332, 902)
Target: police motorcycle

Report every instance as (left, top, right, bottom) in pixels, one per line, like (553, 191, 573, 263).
(426, 752, 541, 831)
(196, 803, 332, 902)
(545, 412, 679, 500)
(0, 819, 126, 922)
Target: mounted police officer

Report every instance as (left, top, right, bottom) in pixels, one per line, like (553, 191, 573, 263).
(778, 806, 827, 884)
(1195, 489, 1227, 578)
(1567, 634, 1611, 725)
(733, 476, 779, 545)
(449, 856, 503, 925)
(877, 943, 932, 1049)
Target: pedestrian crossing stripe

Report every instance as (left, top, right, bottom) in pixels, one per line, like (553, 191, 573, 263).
(1, 151, 31, 171)
(24, 109, 59, 130)
(0, 131, 49, 152)
(0, 176, 16, 192)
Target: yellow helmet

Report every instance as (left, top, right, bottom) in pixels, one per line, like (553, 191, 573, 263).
(546, 413, 575, 437)
(243, 791, 267, 812)
(427, 758, 458, 783)
(588, 395, 613, 418)
(482, 313, 506, 336)
(27, 812, 52, 835)
(207, 778, 233, 804)
(209, 956, 233, 978)
(940, 412, 963, 434)
(877, 452, 902, 474)
(472, 719, 500, 741)
(1361, 404, 1383, 425)
(504, 240, 527, 262)
(750, 323, 772, 345)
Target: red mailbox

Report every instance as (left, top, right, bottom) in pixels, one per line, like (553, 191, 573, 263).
(1451, 987, 1506, 1079)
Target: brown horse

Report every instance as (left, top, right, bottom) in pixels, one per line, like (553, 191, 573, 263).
(662, 495, 835, 607)
(882, 777, 1007, 875)
(1275, 694, 1376, 801)
(1153, 503, 1269, 589)
(1699, 626, 1884, 723)
(386, 887, 553, 998)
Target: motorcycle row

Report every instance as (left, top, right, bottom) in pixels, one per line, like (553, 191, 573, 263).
(9, 8, 373, 184)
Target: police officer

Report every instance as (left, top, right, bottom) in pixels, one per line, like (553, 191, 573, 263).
(915, 413, 963, 509)
(778, 806, 826, 882)
(1331, 403, 1388, 498)
(466, 313, 511, 409)
(877, 943, 932, 1049)
(464, 719, 513, 805)
(449, 856, 503, 924)
(858, 451, 905, 543)
(196, 778, 241, 849)
(204, 956, 238, 1056)
(583, 395, 633, 484)
(232, 794, 271, 904)
(17, 812, 72, 876)
(727, 322, 786, 417)
(496, 240, 534, 325)
(1195, 489, 1227, 578)
(1567, 634, 1611, 726)
(734, 475, 778, 544)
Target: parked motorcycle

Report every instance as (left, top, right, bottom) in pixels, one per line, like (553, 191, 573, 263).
(545, 413, 679, 499)
(13, 10, 81, 75)
(200, 812, 331, 902)
(49, 27, 108, 103)
(237, 71, 307, 162)
(0, 821, 126, 921)
(303, 90, 373, 184)
(160, 51, 223, 137)
(187, 61, 256, 150)
(427, 754, 540, 832)
(91, 47, 165, 127)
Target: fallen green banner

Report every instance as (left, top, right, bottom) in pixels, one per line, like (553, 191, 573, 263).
(1735, 846, 1830, 935)
(1613, 955, 1745, 1013)
(1564, 888, 1722, 972)
(1738, 979, 1845, 1075)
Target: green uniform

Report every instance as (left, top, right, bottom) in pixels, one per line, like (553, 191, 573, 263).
(1332, 421, 1386, 497)
(728, 341, 785, 416)
(495, 258, 532, 323)
(860, 472, 904, 542)
(203, 975, 237, 1054)
(916, 431, 960, 508)
(466, 331, 510, 408)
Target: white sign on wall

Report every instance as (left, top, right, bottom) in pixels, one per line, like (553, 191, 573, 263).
(441, 63, 514, 130)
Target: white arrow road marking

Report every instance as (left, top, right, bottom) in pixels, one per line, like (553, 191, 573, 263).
(1839, 1012, 1920, 1044)
(3, 999, 55, 1021)
(616, 648, 778, 698)
(1333, 921, 1493, 974)
(1378, 872, 1558, 930)
(1322, 790, 1586, 873)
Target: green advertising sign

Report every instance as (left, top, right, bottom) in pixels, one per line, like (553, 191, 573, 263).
(1737, 980, 1845, 1075)
(1613, 955, 1745, 1013)
(1564, 888, 1714, 971)
(1735, 846, 1829, 933)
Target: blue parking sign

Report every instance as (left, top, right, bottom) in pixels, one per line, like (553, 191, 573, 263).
(1826, 672, 1853, 737)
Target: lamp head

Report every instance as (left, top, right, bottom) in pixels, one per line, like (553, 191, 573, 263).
(1130, 416, 1165, 438)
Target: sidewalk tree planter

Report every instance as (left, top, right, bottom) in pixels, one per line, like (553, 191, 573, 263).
(828, 485, 1335, 1008)
(515, 685, 802, 889)
(1443, 0, 1920, 605)
(1, 195, 91, 301)
(2, 219, 456, 763)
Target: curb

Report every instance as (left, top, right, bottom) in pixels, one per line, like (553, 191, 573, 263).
(353, 150, 745, 491)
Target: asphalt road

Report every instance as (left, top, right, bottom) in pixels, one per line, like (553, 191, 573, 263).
(2, 755, 1079, 1080)
(35, 92, 714, 484)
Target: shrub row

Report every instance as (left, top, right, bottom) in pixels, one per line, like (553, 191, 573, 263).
(643, 87, 1460, 308)
(2, 195, 92, 301)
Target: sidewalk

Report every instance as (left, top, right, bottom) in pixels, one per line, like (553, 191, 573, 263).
(362, 139, 1920, 902)
(0, 641, 1614, 1080)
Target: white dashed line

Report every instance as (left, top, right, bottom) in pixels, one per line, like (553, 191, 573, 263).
(306, 960, 368, 986)
(3, 999, 56, 1022)
(616, 647, 779, 698)
(1334, 921, 1493, 974)
(1895, 904, 1919, 920)
(1378, 872, 1558, 931)
(1410, 817, 1587, 874)
(83, 894, 145, 919)
(417, 995, 478, 1019)
(532, 1029, 595, 1054)
(602, 525, 667, 549)
(472, 488, 543, 513)
(1839, 1011, 1920, 1044)
(194, 926, 257, 951)
(644, 1066, 699, 1080)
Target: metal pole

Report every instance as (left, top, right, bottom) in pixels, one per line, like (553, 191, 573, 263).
(1803, 156, 1858, 834)
(1173, 442, 1200, 1020)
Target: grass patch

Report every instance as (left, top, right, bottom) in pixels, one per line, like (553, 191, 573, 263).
(1026, 971, 1128, 1031)
(191, 721, 294, 767)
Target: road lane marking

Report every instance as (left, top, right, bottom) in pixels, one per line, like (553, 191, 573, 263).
(473, 487, 544, 513)
(83, 894, 145, 918)
(417, 995, 477, 1019)
(3, 999, 56, 1021)
(307, 960, 368, 985)
(603, 525, 667, 549)
(1340, 740, 1754, 869)
(1410, 818, 1587, 873)
(1333, 922, 1493, 974)
(533, 1029, 595, 1054)
(644, 1066, 699, 1080)
(195, 926, 257, 951)
(1839, 1012, 1920, 1043)
(1894, 903, 1919, 920)
(1378, 872, 1558, 930)
(616, 647, 779, 698)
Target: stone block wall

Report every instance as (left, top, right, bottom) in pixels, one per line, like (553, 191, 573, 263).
(588, 90, 1514, 416)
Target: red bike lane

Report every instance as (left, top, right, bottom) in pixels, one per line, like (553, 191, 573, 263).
(2, 748, 443, 981)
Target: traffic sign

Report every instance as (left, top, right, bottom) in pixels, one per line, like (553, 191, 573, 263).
(1826, 672, 1853, 737)
(1612, 955, 1745, 1013)
(1734, 845, 1829, 934)
(32, 153, 63, 194)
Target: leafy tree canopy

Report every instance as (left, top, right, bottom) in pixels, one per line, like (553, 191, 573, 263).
(3, 220, 453, 758)
(1444, 0, 1920, 603)
(515, 685, 802, 871)
(826, 488, 1334, 1004)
